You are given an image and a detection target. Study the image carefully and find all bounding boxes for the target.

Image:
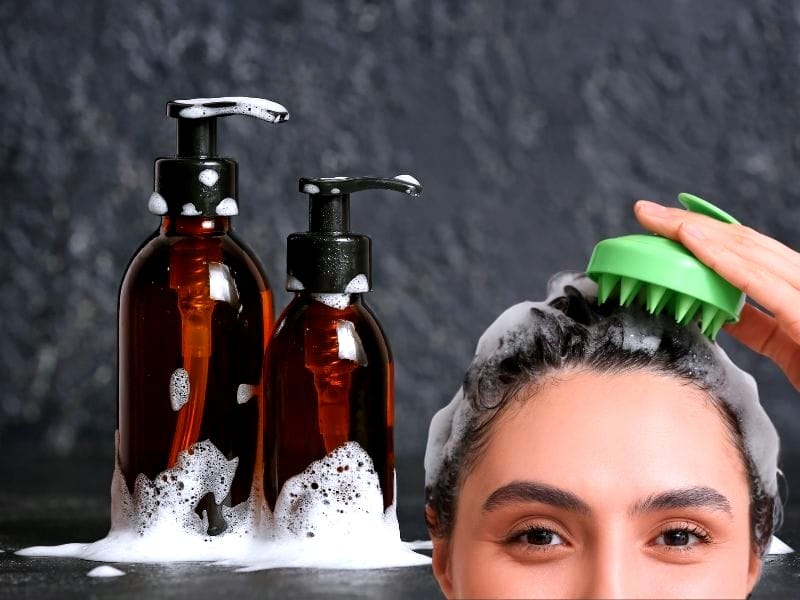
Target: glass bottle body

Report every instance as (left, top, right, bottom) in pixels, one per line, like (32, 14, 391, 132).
(118, 216, 273, 520)
(265, 293, 394, 510)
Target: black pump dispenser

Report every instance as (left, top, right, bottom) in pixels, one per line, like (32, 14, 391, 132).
(151, 97, 289, 218)
(287, 176, 422, 293)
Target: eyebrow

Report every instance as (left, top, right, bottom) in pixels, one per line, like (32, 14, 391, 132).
(482, 481, 591, 515)
(629, 487, 733, 517)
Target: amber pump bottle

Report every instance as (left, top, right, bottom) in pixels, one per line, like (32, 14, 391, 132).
(265, 175, 422, 511)
(118, 97, 288, 533)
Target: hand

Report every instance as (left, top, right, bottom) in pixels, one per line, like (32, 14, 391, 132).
(634, 199, 800, 391)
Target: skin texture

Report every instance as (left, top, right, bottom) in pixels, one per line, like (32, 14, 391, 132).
(635, 199, 800, 390)
(430, 370, 762, 599)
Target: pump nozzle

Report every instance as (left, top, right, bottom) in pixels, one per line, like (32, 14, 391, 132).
(288, 175, 422, 294)
(152, 96, 289, 217)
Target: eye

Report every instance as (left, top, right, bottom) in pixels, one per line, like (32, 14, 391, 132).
(651, 522, 712, 551)
(523, 527, 564, 546)
(505, 524, 568, 551)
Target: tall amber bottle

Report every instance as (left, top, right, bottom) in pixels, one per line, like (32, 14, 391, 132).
(118, 97, 288, 533)
(265, 175, 422, 510)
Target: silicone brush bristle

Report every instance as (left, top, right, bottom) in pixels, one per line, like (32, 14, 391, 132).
(596, 273, 726, 340)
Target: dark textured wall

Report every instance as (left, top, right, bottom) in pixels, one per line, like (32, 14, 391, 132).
(2, 0, 800, 458)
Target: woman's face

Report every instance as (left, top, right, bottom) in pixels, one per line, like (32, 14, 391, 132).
(431, 370, 761, 599)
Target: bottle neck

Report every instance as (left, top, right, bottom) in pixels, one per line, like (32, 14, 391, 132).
(160, 216, 231, 236)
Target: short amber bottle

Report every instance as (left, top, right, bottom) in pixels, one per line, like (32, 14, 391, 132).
(265, 176, 421, 511)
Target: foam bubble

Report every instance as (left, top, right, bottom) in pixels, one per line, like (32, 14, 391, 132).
(236, 384, 256, 405)
(216, 198, 238, 216)
(286, 275, 305, 291)
(198, 170, 219, 187)
(394, 174, 420, 186)
(768, 536, 794, 554)
(169, 368, 190, 412)
(148, 192, 168, 215)
(87, 565, 125, 577)
(181, 203, 202, 216)
(344, 274, 369, 294)
(311, 294, 351, 310)
(303, 183, 320, 195)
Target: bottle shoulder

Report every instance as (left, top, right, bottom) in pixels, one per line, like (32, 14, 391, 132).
(120, 230, 270, 293)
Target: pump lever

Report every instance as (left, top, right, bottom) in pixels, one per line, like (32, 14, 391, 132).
(167, 96, 290, 123)
(299, 175, 422, 197)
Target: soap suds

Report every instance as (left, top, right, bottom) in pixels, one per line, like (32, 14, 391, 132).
(336, 320, 367, 365)
(227, 443, 429, 571)
(236, 384, 256, 405)
(344, 274, 369, 294)
(87, 565, 125, 577)
(286, 275, 305, 291)
(18, 436, 428, 569)
(198, 169, 219, 187)
(209, 263, 240, 309)
(169, 368, 190, 412)
(425, 271, 780, 498)
(394, 174, 421, 187)
(181, 203, 202, 216)
(303, 183, 320, 195)
(148, 192, 168, 215)
(174, 97, 289, 123)
(216, 198, 238, 216)
(311, 294, 351, 310)
(331, 188, 341, 194)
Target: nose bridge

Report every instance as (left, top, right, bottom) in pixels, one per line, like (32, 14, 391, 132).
(579, 519, 633, 598)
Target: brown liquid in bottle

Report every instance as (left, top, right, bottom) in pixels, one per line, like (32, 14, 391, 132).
(119, 216, 273, 523)
(265, 294, 394, 510)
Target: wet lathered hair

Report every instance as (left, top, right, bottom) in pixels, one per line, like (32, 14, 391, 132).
(425, 274, 782, 557)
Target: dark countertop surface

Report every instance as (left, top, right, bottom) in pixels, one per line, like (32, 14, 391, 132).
(1, 450, 799, 599)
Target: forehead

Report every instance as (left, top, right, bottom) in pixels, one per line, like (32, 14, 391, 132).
(471, 369, 749, 503)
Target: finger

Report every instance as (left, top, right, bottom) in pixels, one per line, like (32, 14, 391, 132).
(723, 304, 800, 391)
(633, 201, 800, 340)
(635, 200, 800, 273)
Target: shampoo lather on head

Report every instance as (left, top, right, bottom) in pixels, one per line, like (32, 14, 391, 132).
(118, 97, 288, 535)
(265, 175, 421, 511)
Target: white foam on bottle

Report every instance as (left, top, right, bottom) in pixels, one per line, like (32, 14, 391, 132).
(394, 174, 421, 187)
(174, 97, 289, 123)
(286, 275, 305, 291)
(216, 198, 239, 216)
(148, 192, 168, 215)
(209, 263, 240, 308)
(227, 442, 429, 571)
(181, 203, 202, 216)
(310, 275, 370, 309)
(236, 384, 256, 405)
(87, 565, 125, 577)
(336, 320, 367, 365)
(303, 183, 320, 195)
(198, 169, 219, 187)
(169, 368, 190, 412)
(18, 436, 262, 563)
(18, 435, 429, 570)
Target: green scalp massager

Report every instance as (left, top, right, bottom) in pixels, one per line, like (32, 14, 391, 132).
(586, 193, 746, 341)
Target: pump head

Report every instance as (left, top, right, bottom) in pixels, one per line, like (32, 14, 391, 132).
(150, 97, 289, 218)
(287, 175, 422, 293)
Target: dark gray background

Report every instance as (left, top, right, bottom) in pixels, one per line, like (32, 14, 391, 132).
(2, 0, 799, 469)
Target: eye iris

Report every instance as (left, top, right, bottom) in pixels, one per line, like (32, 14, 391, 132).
(665, 530, 690, 546)
(525, 529, 554, 545)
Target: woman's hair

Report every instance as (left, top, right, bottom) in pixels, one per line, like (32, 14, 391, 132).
(425, 273, 782, 557)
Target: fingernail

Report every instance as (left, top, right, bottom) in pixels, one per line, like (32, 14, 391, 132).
(636, 200, 669, 216)
(681, 223, 706, 241)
